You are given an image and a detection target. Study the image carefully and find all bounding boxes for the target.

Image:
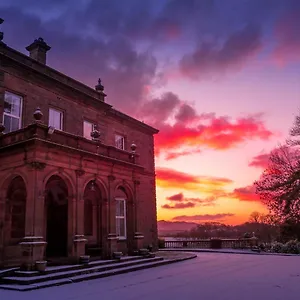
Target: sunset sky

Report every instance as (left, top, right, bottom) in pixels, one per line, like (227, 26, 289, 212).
(1, 0, 299, 225)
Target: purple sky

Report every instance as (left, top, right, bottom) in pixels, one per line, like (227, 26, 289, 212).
(1, 0, 300, 224)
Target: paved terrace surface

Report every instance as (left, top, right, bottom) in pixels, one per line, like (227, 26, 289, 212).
(1, 252, 299, 300)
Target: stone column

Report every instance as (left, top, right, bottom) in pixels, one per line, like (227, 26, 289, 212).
(72, 169, 87, 262)
(19, 161, 47, 270)
(103, 175, 118, 258)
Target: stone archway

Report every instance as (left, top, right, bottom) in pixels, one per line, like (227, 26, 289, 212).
(1, 176, 27, 265)
(5, 176, 27, 241)
(83, 181, 102, 256)
(45, 175, 68, 257)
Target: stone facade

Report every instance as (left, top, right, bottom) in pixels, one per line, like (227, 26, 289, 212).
(0, 35, 158, 269)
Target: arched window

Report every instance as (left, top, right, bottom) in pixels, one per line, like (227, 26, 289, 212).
(115, 187, 127, 239)
(84, 199, 93, 236)
(7, 176, 26, 239)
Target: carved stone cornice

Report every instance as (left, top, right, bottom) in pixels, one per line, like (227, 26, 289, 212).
(26, 161, 46, 170)
(75, 169, 85, 177)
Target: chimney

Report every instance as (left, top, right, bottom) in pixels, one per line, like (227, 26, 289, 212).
(26, 37, 51, 65)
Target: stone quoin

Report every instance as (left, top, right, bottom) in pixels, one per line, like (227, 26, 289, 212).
(0, 23, 159, 269)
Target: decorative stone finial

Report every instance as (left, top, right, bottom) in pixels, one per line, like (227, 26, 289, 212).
(0, 123, 5, 135)
(131, 142, 137, 153)
(95, 78, 104, 92)
(33, 107, 43, 122)
(91, 125, 100, 140)
(0, 18, 4, 42)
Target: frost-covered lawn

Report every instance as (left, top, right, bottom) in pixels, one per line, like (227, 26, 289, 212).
(1, 253, 300, 300)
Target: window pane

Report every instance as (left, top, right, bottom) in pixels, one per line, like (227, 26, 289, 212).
(119, 200, 125, 217)
(49, 108, 63, 130)
(4, 92, 22, 117)
(116, 218, 120, 236)
(3, 115, 11, 133)
(4, 95, 12, 114)
(11, 117, 20, 131)
(116, 200, 120, 216)
(115, 135, 124, 150)
(120, 219, 125, 237)
(83, 121, 93, 139)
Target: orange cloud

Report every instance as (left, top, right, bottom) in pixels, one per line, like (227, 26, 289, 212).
(138, 93, 274, 160)
(156, 167, 233, 191)
(229, 185, 261, 202)
(172, 213, 235, 222)
(155, 115, 273, 155)
(162, 202, 195, 209)
(162, 192, 217, 210)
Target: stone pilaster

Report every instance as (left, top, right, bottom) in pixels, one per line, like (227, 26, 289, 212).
(73, 234, 87, 262)
(72, 169, 87, 260)
(103, 174, 118, 258)
(133, 179, 144, 250)
(19, 236, 47, 271)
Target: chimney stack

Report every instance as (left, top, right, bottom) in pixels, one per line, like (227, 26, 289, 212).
(26, 37, 51, 65)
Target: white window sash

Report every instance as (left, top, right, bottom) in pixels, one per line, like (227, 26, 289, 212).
(115, 135, 125, 150)
(3, 92, 23, 133)
(49, 108, 63, 130)
(115, 198, 126, 239)
(83, 121, 96, 140)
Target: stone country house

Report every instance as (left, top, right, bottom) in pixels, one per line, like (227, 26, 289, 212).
(0, 22, 159, 269)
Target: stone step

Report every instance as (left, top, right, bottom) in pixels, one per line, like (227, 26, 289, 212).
(0, 258, 170, 291)
(13, 256, 141, 277)
(0, 257, 163, 286)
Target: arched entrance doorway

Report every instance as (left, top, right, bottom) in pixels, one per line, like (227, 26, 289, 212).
(84, 180, 102, 256)
(45, 175, 68, 257)
(5, 176, 27, 240)
(2, 176, 26, 264)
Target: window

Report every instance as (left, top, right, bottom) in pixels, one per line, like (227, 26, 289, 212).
(3, 92, 23, 133)
(115, 198, 126, 239)
(49, 108, 63, 130)
(83, 120, 96, 140)
(115, 134, 125, 150)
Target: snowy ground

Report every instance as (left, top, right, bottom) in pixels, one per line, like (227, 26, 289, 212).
(1, 252, 299, 300)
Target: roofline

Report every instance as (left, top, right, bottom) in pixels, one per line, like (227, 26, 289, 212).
(0, 41, 159, 135)
(108, 109, 159, 134)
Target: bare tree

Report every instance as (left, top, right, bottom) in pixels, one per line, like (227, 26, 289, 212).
(255, 145, 300, 224)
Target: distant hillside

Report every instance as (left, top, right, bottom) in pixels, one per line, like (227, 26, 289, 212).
(158, 220, 198, 236)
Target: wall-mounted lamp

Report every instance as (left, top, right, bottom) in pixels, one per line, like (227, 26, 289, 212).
(90, 180, 96, 192)
(130, 142, 137, 161)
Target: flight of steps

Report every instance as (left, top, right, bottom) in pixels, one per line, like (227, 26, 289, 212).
(0, 255, 166, 291)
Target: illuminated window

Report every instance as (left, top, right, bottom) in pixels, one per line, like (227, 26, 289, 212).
(3, 92, 23, 133)
(49, 108, 63, 130)
(83, 120, 96, 140)
(115, 134, 125, 150)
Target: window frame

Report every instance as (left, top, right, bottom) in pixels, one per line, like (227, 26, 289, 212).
(83, 120, 96, 140)
(115, 134, 125, 150)
(48, 107, 64, 131)
(115, 197, 126, 240)
(3, 91, 23, 133)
